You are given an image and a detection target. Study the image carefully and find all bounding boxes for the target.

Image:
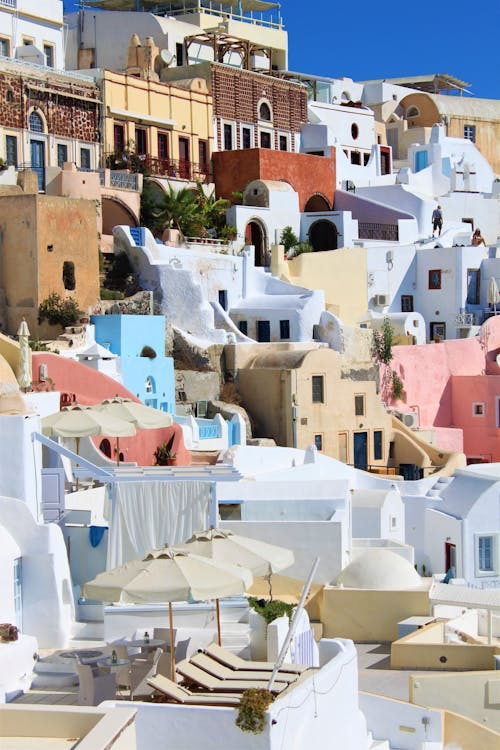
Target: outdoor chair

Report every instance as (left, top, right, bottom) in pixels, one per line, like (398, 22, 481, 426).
(147, 674, 241, 706)
(76, 660, 116, 706)
(130, 647, 164, 699)
(175, 660, 287, 694)
(190, 652, 295, 684)
(204, 643, 308, 674)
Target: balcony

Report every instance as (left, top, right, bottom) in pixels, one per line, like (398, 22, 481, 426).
(0, 0, 17, 8)
(103, 152, 211, 184)
(358, 222, 399, 242)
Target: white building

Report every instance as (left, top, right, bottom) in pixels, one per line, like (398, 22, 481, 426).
(0, 0, 65, 70)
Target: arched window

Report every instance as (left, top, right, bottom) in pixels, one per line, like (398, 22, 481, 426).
(259, 102, 271, 121)
(351, 123, 359, 140)
(145, 376, 155, 394)
(29, 111, 44, 132)
(406, 105, 420, 119)
(341, 91, 351, 103)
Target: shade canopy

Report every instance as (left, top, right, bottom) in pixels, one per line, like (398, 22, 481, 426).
(83, 545, 253, 603)
(487, 277, 500, 307)
(95, 397, 173, 430)
(42, 404, 136, 439)
(176, 527, 294, 577)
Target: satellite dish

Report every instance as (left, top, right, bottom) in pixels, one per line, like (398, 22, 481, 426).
(160, 49, 175, 66)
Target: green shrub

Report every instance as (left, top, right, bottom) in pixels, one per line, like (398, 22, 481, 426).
(38, 293, 81, 327)
(235, 689, 274, 734)
(280, 226, 299, 252)
(293, 241, 313, 257)
(100, 288, 125, 300)
(391, 370, 404, 400)
(247, 597, 294, 625)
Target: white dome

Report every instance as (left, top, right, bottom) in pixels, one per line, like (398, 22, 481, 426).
(336, 550, 423, 590)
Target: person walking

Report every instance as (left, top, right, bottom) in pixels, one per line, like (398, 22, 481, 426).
(431, 205, 443, 237)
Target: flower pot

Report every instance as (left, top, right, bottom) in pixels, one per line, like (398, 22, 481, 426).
(166, 457, 178, 466)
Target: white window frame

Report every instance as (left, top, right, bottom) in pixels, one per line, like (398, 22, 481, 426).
(221, 119, 235, 151)
(240, 123, 254, 149)
(43, 41, 55, 68)
(474, 533, 499, 577)
(472, 402, 485, 417)
(0, 35, 11, 57)
(258, 127, 274, 150)
(257, 97, 273, 124)
(277, 131, 290, 151)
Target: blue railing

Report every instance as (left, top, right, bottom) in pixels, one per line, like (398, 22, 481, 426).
(198, 420, 221, 440)
(129, 226, 145, 246)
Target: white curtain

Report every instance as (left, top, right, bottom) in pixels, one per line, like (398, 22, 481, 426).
(105, 481, 211, 568)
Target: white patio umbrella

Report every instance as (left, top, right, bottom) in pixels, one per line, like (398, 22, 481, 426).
(16, 319, 31, 392)
(95, 397, 173, 430)
(177, 527, 294, 602)
(42, 404, 136, 482)
(82, 546, 253, 680)
(487, 276, 500, 314)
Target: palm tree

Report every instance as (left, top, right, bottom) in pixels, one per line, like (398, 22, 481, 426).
(155, 185, 202, 238)
(195, 182, 230, 237)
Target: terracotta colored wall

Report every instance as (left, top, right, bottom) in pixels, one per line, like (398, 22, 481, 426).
(451, 375, 500, 462)
(32, 353, 189, 466)
(213, 148, 336, 211)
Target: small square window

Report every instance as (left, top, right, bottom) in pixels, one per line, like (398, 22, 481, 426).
(401, 294, 414, 312)
(464, 125, 476, 143)
(473, 402, 485, 416)
(475, 534, 498, 575)
(312, 375, 324, 403)
(279, 320, 290, 339)
(354, 394, 365, 417)
(260, 131, 272, 149)
(314, 434, 323, 451)
(428, 269, 442, 290)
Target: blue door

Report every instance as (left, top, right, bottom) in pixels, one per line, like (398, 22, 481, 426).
(353, 431, 368, 471)
(30, 139, 45, 191)
(415, 150, 428, 173)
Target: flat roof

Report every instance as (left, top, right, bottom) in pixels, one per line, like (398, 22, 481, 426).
(360, 73, 471, 94)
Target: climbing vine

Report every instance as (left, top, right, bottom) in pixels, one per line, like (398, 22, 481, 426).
(371, 318, 405, 403)
(235, 689, 274, 734)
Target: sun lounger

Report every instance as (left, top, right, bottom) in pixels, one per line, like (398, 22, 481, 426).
(146, 675, 241, 706)
(176, 660, 287, 694)
(190, 652, 295, 684)
(205, 643, 307, 674)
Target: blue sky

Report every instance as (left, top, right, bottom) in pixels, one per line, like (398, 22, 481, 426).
(284, 0, 500, 100)
(63, 1, 499, 99)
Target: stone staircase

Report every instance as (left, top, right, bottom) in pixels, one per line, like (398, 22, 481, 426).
(425, 475, 453, 499)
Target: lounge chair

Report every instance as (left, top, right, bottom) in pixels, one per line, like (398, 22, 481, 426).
(147, 675, 241, 706)
(205, 643, 307, 674)
(176, 660, 287, 694)
(190, 652, 295, 684)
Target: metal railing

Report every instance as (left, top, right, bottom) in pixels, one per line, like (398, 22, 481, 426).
(0, 0, 16, 8)
(358, 222, 399, 242)
(154, 0, 282, 28)
(455, 311, 476, 327)
(103, 153, 211, 183)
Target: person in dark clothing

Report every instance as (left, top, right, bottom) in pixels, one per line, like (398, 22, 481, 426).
(431, 205, 443, 237)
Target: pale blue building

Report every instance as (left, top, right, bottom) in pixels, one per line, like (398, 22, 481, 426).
(91, 314, 175, 413)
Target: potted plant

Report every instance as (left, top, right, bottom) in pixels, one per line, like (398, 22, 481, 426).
(153, 440, 178, 466)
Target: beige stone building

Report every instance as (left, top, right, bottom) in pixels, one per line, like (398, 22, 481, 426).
(233, 344, 392, 469)
(0, 176, 100, 337)
(387, 92, 500, 173)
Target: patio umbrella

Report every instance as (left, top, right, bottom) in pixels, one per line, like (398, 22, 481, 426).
(487, 276, 500, 314)
(96, 397, 173, 464)
(177, 527, 294, 601)
(82, 546, 253, 681)
(16, 319, 31, 392)
(42, 404, 136, 482)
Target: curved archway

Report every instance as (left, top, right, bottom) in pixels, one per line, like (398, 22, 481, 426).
(304, 193, 330, 212)
(244, 219, 268, 266)
(309, 220, 338, 251)
(99, 438, 112, 458)
(102, 196, 139, 235)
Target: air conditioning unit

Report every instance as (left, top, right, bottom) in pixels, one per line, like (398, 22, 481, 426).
(394, 410, 419, 429)
(374, 294, 390, 307)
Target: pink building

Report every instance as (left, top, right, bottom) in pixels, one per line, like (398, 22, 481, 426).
(388, 317, 500, 462)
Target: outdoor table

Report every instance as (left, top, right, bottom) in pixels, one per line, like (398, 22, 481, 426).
(98, 656, 130, 669)
(59, 649, 104, 664)
(119, 638, 168, 651)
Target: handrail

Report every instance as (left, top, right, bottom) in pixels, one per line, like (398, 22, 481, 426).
(267, 556, 319, 690)
(31, 431, 114, 478)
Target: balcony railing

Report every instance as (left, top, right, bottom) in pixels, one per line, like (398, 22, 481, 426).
(455, 311, 476, 327)
(103, 152, 211, 184)
(358, 222, 399, 242)
(0, 0, 17, 8)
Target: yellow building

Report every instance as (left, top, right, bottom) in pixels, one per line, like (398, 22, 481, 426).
(101, 44, 213, 183)
(0, 181, 100, 337)
(234, 344, 392, 468)
(390, 92, 500, 173)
